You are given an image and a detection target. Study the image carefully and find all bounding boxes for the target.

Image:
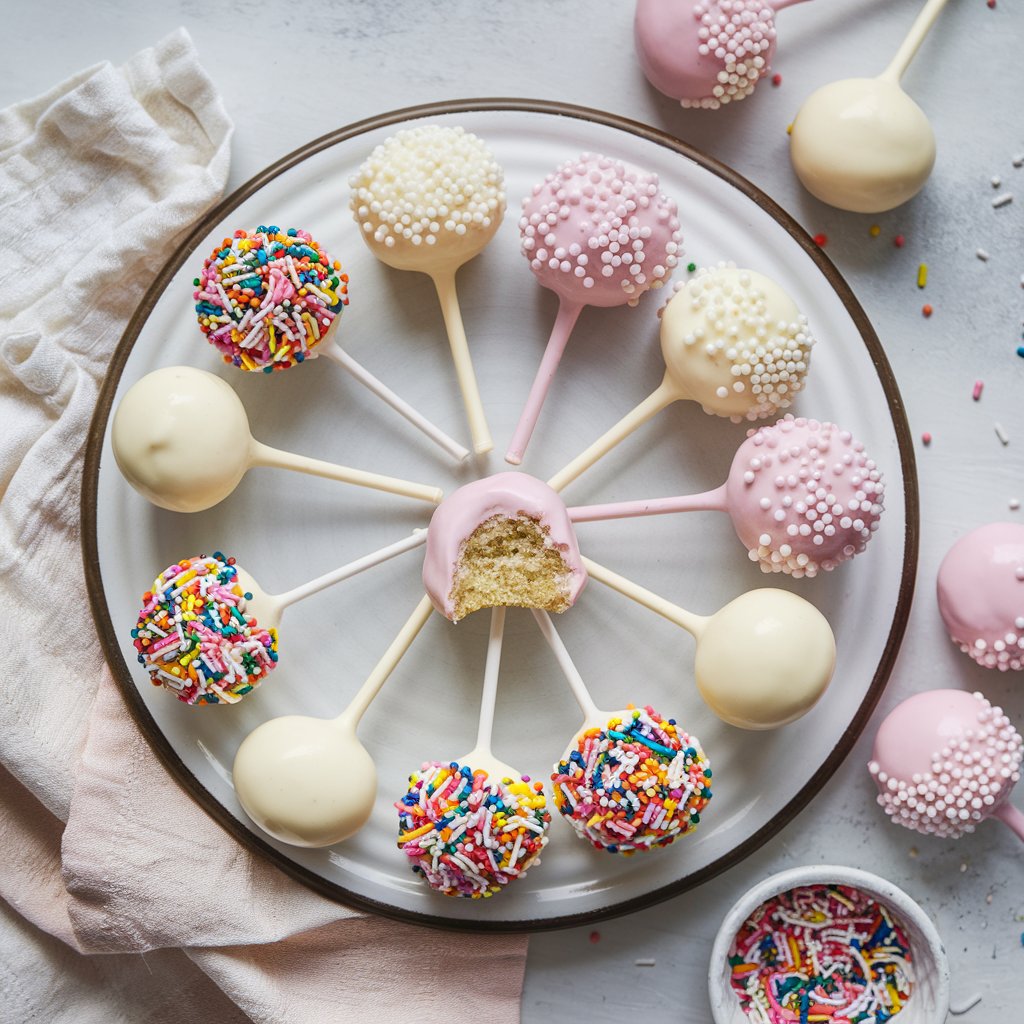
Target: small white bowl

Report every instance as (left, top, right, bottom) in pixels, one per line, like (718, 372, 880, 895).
(708, 865, 950, 1024)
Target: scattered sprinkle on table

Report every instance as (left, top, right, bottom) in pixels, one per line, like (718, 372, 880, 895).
(813, 233, 827, 247)
(916, 264, 928, 288)
(973, 380, 984, 401)
(922, 432, 932, 446)
(1018, 345, 1024, 358)
(976, 248, 990, 261)
(772, 73, 782, 86)
(1011, 499, 1021, 511)
(1014, 154, 1024, 168)
(635, 958, 657, 967)
(922, 304, 933, 318)
(590, 930, 601, 944)
(995, 423, 1010, 446)
(992, 193, 1013, 209)
(992, 176, 1002, 188)
(727, 884, 914, 1024)
(894, 234, 905, 248)
(869, 224, 881, 237)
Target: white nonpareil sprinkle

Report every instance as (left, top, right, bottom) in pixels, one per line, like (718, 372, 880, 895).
(992, 193, 1013, 208)
(995, 422, 1010, 445)
(976, 248, 990, 261)
(991, 176, 1002, 188)
(1010, 498, 1021, 511)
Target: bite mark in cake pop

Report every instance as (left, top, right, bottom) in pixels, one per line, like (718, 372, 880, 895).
(349, 125, 504, 267)
(194, 227, 348, 372)
(661, 264, 814, 422)
(868, 690, 1023, 839)
(396, 761, 550, 898)
(937, 522, 1024, 671)
(728, 415, 884, 577)
(519, 153, 681, 307)
(132, 553, 278, 705)
(423, 473, 587, 622)
(552, 706, 712, 853)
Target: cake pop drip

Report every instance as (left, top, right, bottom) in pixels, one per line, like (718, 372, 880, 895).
(869, 690, 1024, 842)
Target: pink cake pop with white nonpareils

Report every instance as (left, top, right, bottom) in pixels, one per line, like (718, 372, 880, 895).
(634, 0, 809, 110)
(506, 154, 681, 463)
(868, 690, 1024, 843)
(937, 522, 1024, 671)
(569, 416, 884, 579)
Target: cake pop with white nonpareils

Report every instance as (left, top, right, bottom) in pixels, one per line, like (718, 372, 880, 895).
(194, 226, 468, 461)
(869, 690, 1024, 843)
(232, 596, 434, 847)
(111, 366, 443, 512)
(350, 125, 505, 454)
(506, 153, 682, 463)
(548, 264, 815, 493)
(132, 534, 426, 705)
(634, 0, 810, 110)
(397, 609, 550, 897)
(532, 610, 711, 854)
(422, 472, 587, 623)
(569, 415, 884, 579)
(937, 523, 1024, 671)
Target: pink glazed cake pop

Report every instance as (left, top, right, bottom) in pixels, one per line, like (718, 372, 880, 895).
(506, 154, 682, 463)
(634, 0, 810, 110)
(570, 415, 884, 579)
(869, 690, 1024, 842)
(423, 472, 587, 622)
(937, 522, 1024, 671)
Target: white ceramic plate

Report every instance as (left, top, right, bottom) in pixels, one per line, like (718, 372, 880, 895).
(84, 101, 917, 930)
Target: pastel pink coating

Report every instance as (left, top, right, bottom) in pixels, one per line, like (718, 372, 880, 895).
(422, 472, 587, 621)
(519, 153, 682, 308)
(936, 522, 1024, 671)
(634, 0, 779, 110)
(724, 415, 885, 578)
(868, 690, 1023, 839)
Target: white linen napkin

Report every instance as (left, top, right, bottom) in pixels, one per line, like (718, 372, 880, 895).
(0, 29, 528, 1023)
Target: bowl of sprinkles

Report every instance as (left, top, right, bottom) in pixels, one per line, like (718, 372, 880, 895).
(709, 865, 949, 1024)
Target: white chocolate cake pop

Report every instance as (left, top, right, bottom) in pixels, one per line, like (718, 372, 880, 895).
(349, 124, 504, 454)
(937, 522, 1024, 671)
(660, 264, 814, 422)
(634, 0, 809, 110)
(869, 690, 1024, 841)
(422, 472, 587, 623)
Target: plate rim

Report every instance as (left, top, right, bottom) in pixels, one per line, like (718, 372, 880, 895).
(81, 97, 920, 933)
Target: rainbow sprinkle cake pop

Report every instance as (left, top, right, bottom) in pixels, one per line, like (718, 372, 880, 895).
(194, 227, 347, 372)
(132, 553, 278, 705)
(552, 705, 712, 853)
(396, 761, 550, 897)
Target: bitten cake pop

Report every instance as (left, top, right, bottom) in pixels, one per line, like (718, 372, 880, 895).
(789, 0, 951, 213)
(111, 366, 442, 511)
(937, 522, 1024, 671)
(423, 472, 587, 622)
(634, 0, 810, 110)
(505, 153, 682, 463)
(132, 534, 425, 704)
(583, 557, 835, 728)
(869, 690, 1024, 843)
(233, 596, 434, 847)
(194, 226, 468, 461)
(570, 415, 884, 578)
(533, 610, 711, 853)
(133, 553, 278, 705)
(350, 125, 505, 454)
(549, 264, 815, 492)
(397, 609, 550, 897)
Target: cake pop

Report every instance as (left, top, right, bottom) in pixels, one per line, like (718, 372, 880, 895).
(548, 264, 815, 492)
(868, 690, 1024, 842)
(937, 522, 1024, 671)
(569, 415, 884, 578)
(533, 609, 712, 853)
(789, 0, 951, 213)
(634, 0, 810, 110)
(582, 557, 835, 729)
(396, 608, 550, 897)
(350, 125, 505, 454)
(422, 472, 587, 622)
(111, 366, 442, 512)
(132, 533, 425, 704)
(232, 595, 434, 847)
(194, 226, 468, 462)
(505, 153, 682, 464)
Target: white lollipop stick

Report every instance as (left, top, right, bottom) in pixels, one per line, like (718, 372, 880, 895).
(236, 530, 426, 630)
(460, 607, 514, 776)
(232, 594, 435, 847)
(432, 266, 493, 455)
(530, 609, 602, 724)
(319, 336, 469, 462)
(881, 0, 952, 83)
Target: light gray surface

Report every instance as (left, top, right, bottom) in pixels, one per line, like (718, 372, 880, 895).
(6, 0, 1022, 1020)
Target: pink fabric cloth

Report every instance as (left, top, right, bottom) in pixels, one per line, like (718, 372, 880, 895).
(0, 29, 527, 1022)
